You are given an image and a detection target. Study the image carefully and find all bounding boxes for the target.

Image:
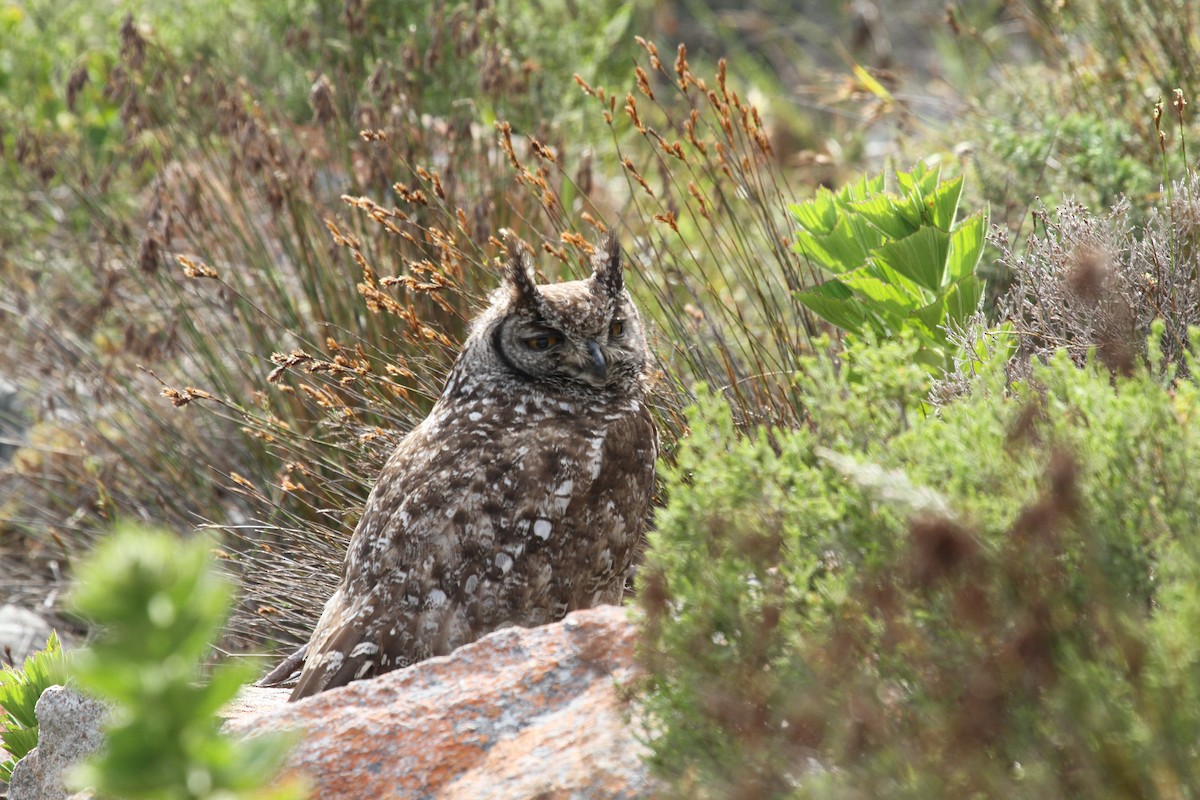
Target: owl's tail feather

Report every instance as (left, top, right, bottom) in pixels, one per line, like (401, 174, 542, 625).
(257, 642, 308, 689)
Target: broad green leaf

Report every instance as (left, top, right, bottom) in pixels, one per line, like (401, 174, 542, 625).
(1, 726, 40, 763)
(791, 161, 984, 376)
(924, 174, 963, 231)
(850, 193, 920, 239)
(944, 275, 985, 326)
(796, 281, 869, 334)
(897, 161, 939, 196)
(843, 212, 887, 261)
(794, 229, 844, 274)
(911, 294, 947, 337)
(838, 172, 884, 204)
(795, 213, 882, 274)
(913, 345, 949, 370)
(948, 211, 987, 281)
(0, 631, 65, 727)
(872, 226, 951, 293)
(840, 265, 922, 322)
(789, 189, 839, 235)
(0, 631, 66, 779)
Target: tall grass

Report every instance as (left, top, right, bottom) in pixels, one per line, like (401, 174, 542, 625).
(2, 1, 830, 649)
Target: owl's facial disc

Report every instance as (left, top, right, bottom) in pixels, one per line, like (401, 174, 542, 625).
(497, 302, 640, 391)
(491, 233, 645, 392)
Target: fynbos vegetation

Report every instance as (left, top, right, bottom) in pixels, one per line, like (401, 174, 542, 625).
(4, 0, 1200, 796)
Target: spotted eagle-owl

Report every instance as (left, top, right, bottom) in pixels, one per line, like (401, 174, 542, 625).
(262, 233, 658, 700)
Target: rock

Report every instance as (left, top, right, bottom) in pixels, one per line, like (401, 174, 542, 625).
(5, 607, 654, 799)
(0, 605, 54, 668)
(226, 604, 656, 800)
(7, 686, 106, 800)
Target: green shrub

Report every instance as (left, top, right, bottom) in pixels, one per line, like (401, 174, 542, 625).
(0, 632, 67, 782)
(975, 94, 1156, 228)
(67, 523, 304, 800)
(792, 162, 987, 371)
(638, 328, 1200, 798)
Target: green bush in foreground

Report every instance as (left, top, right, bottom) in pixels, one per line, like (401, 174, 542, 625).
(68, 524, 304, 800)
(638, 329, 1200, 798)
(0, 632, 67, 782)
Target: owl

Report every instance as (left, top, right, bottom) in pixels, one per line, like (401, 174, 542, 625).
(262, 232, 658, 700)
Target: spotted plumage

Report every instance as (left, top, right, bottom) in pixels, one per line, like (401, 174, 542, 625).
(262, 233, 658, 700)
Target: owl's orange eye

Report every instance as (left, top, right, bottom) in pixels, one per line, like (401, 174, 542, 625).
(609, 320, 625, 337)
(525, 334, 561, 351)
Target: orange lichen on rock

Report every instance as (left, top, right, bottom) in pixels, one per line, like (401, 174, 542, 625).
(224, 605, 653, 800)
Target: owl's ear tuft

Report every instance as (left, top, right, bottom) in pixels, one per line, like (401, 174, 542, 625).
(592, 231, 624, 298)
(503, 233, 541, 308)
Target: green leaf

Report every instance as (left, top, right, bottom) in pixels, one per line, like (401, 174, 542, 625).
(0, 729, 40, 777)
(789, 189, 839, 235)
(896, 161, 939, 196)
(840, 264, 925, 323)
(795, 213, 883, 275)
(948, 211, 987, 282)
(944, 275, 984, 327)
(796, 281, 870, 334)
(850, 193, 921, 239)
(910, 294, 947, 338)
(849, 171, 886, 201)
(0, 630, 67, 776)
(924, 174, 963, 231)
(872, 226, 951, 293)
(912, 345, 949, 370)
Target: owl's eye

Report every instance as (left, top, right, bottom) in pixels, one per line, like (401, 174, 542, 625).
(609, 319, 625, 337)
(525, 334, 561, 351)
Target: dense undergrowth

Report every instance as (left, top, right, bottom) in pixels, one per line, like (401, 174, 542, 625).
(639, 328, 1200, 797)
(4, 0, 1200, 796)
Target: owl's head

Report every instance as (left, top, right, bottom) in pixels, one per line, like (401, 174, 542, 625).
(470, 233, 650, 396)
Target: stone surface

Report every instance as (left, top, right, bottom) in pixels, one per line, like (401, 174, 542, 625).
(226, 604, 656, 800)
(7, 686, 106, 800)
(0, 605, 54, 668)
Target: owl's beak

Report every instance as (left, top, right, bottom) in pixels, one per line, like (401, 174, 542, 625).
(585, 339, 607, 382)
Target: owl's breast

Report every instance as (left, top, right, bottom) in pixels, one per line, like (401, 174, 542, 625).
(341, 389, 656, 649)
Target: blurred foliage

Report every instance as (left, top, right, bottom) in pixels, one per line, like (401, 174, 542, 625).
(68, 523, 305, 800)
(973, 166, 1200, 385)
(0, 0, 648, 250)
(639, 325, 1200, 798)
(792, 161, 986, 371)
(1019, 0, 1198, 114)
(0, 631, 67, 782)
(939, 1, 1197, 235)
(967, 69, 1157, 233)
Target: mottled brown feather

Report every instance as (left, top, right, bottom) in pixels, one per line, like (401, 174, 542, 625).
(275, 236, 658, 700)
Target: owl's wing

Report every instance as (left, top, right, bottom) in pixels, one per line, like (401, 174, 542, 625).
(285, 426, 440, 700)
(287, 584, 390, 700)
